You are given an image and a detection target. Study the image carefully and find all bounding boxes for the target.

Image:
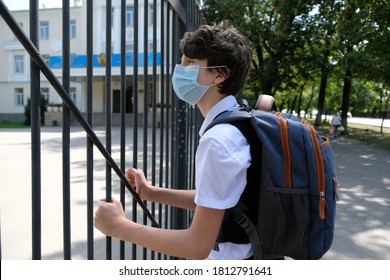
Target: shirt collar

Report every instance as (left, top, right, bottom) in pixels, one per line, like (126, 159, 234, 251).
(199, 95, 240, 137)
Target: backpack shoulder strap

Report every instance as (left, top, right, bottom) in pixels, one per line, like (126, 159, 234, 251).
(205, 94, 275, 132)
(204, 109, 252, 134)
(227, 119, 264, 260)
(229, 204, 263, 260)
(205, 107, 265, 259)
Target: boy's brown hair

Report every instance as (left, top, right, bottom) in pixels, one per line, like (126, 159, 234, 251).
(180, 25, 252, 96)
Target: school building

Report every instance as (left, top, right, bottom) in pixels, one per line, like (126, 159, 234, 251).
(0, 0, 170, 125)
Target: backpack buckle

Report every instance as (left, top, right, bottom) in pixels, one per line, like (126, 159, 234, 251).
(235, 212, 251, 230)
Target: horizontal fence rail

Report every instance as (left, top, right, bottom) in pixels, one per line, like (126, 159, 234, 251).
(0, 0, 203, 260)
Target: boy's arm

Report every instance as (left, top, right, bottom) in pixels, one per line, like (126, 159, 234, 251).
(148, 187, 196, 210)
(95, 198, 223, 259)
(126, 167, 196, 210)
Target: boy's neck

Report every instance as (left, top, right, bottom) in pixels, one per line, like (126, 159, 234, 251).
(197, 90, 226, 117)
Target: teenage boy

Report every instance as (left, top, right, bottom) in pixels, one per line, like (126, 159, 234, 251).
(94, 25, 253, 260)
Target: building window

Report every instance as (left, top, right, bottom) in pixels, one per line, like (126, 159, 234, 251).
(40, 21, 49, 40)
(112, 7, 114, 27)
(14, 55, 24, 73)
(126, 6, 134, 26)
(149, 5, 154, 25)
(126, 44, 134, 53)
(70, 87, 77, 104)
(70, 19, 76, 38)
(15, 88, 24, 107)
(41, 88, 49, 102)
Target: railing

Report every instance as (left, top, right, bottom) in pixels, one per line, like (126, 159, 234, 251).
(0, 0, 203, 260)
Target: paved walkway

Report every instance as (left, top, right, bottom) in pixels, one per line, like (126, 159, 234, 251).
(321, 134, 390, 259)
(0, 127, 389, 259)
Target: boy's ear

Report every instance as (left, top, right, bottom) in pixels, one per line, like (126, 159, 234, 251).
(214, 70, 229, 84)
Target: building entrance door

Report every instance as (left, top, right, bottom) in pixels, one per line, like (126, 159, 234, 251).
(113, 87, 133, 113)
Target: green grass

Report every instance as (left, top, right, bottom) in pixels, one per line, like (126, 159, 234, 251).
(317, 122, 390, 150)
(0, 122, 29, 128)
(344, 123, 390, 150)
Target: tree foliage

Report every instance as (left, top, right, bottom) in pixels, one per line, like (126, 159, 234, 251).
(200, 0, 390, 130)
(24, 94, 48, 126)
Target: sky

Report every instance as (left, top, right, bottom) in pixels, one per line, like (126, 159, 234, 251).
(2, 0, 63, 11)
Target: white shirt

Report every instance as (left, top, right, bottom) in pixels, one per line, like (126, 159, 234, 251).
(332, 115, 341, 125)
(195, 95, 252, 260)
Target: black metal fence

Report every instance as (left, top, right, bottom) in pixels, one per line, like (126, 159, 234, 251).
(0, 0, 203, 260)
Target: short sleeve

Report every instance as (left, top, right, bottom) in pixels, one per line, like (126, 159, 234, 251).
(194, 124, 251, 209)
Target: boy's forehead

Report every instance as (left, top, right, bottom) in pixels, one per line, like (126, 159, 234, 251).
(181, 55, 208, 64)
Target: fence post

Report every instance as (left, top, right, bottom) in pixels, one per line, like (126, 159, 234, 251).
(30, 0, 42, 260)
(173, 1, 193, 238)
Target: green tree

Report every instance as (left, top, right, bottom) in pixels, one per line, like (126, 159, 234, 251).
(201, 0, 317, 100)
(306, 1, 342, 126)
(360, 0, 390, 134)
(200, 0, 390, 126)
(24, 94, 48, 126)
(334, 0, 390, 133)
(349, 81, 377, 115)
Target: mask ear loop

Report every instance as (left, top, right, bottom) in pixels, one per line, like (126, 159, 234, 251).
(199, 65, 228, 69)
(206, 66, 230, 87)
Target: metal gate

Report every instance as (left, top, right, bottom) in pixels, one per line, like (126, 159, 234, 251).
(0, 0, 203, 260)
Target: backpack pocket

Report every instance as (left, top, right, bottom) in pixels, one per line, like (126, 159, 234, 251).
(257, 186, 311, 259)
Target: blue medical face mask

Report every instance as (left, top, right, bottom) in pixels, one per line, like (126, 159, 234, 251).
(172, 64, 226, 106)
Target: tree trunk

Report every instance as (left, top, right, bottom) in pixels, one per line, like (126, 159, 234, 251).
(305, 85, 315, 119)
(261, 74, 274, 96)
(297, 85, 304, 117)
(341, 65, 352, 135)
(380, 92, 390, 135)
(315, 67, 328, 127)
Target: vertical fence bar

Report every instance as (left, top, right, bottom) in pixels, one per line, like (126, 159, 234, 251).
(158, 0, 165, 261)
(86, 0, 94, 260)
(119, 0, 126, 260)
(62, 0, 71, 260)
(142, 0, 149, 260)
(173, 10, 188, 233)
(132, 0, 139, 260)
(169, 7, 176, 260)
(163, 1, 171, 261)
(161, 0, 167, 261)
(29, 0, 41, 260)
(105, 0, 113, 260)
(169, 12, 178, 249)
(151, 0, 158, 260)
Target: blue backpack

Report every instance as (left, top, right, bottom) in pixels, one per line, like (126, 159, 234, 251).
(206, 95, 338, 260)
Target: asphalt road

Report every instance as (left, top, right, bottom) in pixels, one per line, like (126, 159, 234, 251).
(0, 124, 389, 260)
